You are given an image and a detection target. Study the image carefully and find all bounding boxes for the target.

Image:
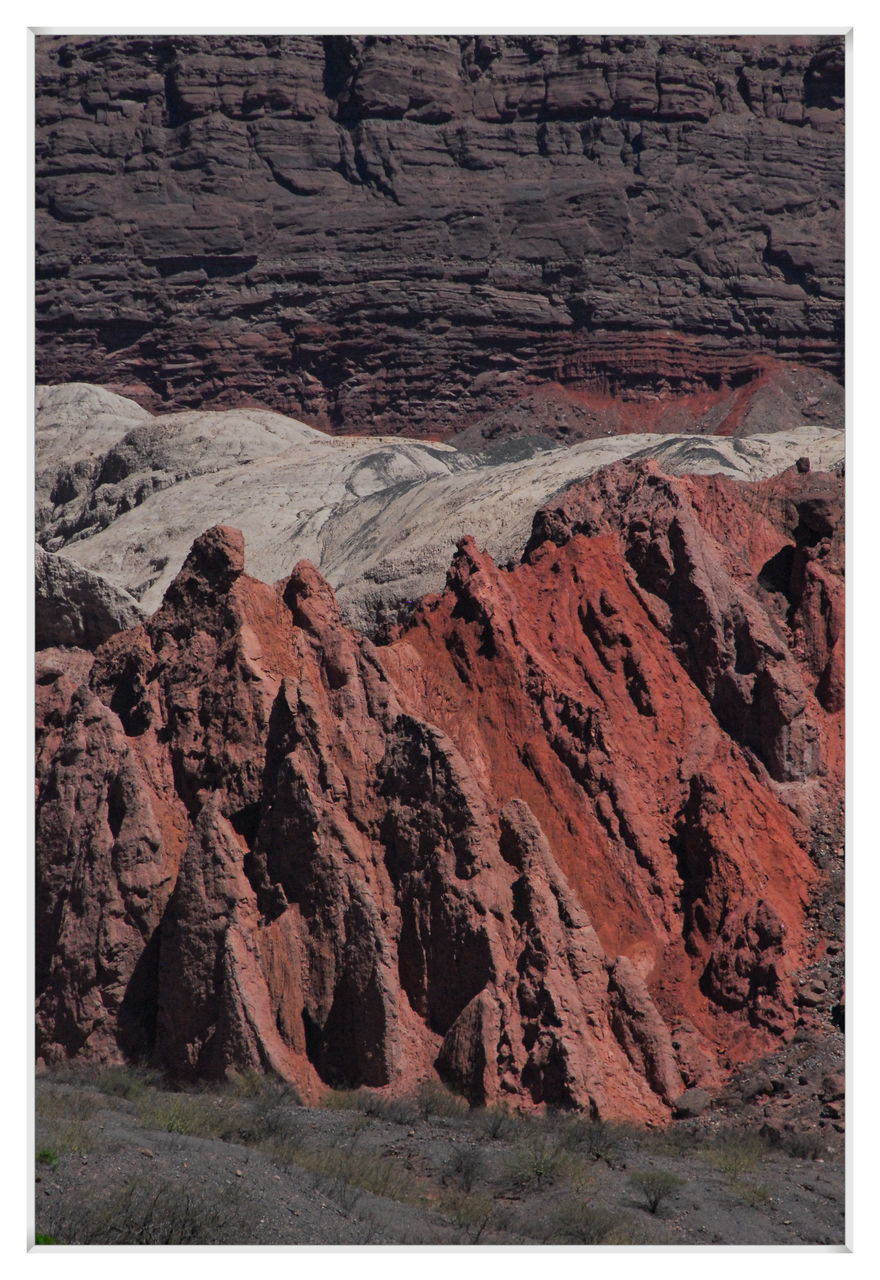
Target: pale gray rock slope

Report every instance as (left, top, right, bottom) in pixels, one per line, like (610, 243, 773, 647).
(35, 544, 147, 650)
(36, 384, 845, 634)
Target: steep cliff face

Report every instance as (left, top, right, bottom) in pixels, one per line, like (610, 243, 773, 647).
(35, 461, 843, 1115)
(35, 34, 843, 435)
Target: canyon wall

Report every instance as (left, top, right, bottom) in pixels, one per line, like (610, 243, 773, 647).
(35, 34, 844, 435)
(35, 460, 843, 1113)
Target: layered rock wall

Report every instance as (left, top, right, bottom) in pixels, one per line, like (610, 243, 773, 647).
(35, 34, 844, 434)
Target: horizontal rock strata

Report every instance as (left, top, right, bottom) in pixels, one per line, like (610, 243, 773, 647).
(35, 34, 843, 434)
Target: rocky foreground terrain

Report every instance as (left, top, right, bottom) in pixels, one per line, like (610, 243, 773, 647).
(35, 34, 843, 435)
(34, 1067, 843, 1245)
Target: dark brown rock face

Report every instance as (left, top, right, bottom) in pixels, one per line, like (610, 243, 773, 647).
(35, 464, 843, 1116)
(35, 34, 843, 435)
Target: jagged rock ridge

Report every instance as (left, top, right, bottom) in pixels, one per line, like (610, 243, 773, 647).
(35, 383, 845, 634)
(36, 34, 843, 435)
(35, 460, 843, 1116)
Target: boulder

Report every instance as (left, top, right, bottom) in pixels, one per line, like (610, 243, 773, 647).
(35, 545, 146, 649)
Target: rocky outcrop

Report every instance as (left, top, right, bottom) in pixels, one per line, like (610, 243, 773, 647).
(35, 458, 843, 1114)
(35, 384, 845, 632)
(35, 35, 843, 435)
(35, 545, 146, 649)
(525, 460, 844, 816)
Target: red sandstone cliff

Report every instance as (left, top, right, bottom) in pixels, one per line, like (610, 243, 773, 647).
(35, 461, 843, 1116)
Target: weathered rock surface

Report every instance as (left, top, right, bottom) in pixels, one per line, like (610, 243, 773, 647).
(35, 458, 843, 1115)
(35, 35, 843, 435)
(35, 545, 146, 649)
(36, 384, 845, 634)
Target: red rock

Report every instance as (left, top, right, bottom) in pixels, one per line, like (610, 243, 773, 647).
(35, 461, 842, 1116)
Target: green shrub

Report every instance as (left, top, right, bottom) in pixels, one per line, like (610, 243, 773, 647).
(476, 1102, 518, 1141)
(322, 1087, 417, 1126)
(35, 1089, 98, 1157)
(225, 1068, 302, 1106)
(505, 1130, 574, 1188)
(35, 1086, 98, 1123)
(438, 1189, 497, 1242)
(732, 1179, 773, 1209)
(36, 1149, 59, 1169)
(706, 1132, 769, 1180)
(293, 1145, 411, 1205)
(134, 1091, 231, 1140)
(629, 1169, 685, 1214)
(93, 1064, 164, 1100)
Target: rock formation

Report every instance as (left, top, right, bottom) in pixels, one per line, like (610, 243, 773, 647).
(35, 459, 843, 1116)
(35, 383, 845, 633)
(35, 35, 843, 435)
(36, 546, 146, 649)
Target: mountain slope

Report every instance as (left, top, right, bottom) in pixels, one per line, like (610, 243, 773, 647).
(36, 384, 844, 634)
(35, 459, 843, 1116)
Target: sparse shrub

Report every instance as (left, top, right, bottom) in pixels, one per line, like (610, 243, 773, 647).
(655, 1122, 700, 1157)
(707, 1131, 769, 1180)
(35, 1087, 98, 1156)
(373, 1095, 420, 1126)
(543, 1197, 634, 1245)
(438, 1189, 496, 1242)
(321, 1088, 361, 1111)
(324, 1087, 418, 1126)
(505, 1130, 574, 1188)
(134, 1090, 231, 1140)
(33, 1235, 57, 1245)
(36, 1149, 59, 1168)
(733, 1179, 773, 1209)
(629, 1169, 685, 1214)
(295, 1145, 411, 1205)
(229, 1099, 288, 1145)
(543, 1110, 592, 1152)
(259, 1132, 307, 1166)
(476, 1103, 518, 1142)
(578, 1118, 629, 1167)
(446, 1144, 483, 1192)
(43, 1173, 255, 1245)
(35, 1086, 98, 1122)
(93, 1064, 164, 1100)
(781, 1131, 826, 1161)
(225, 1068, 302, 1106)
(412, 1080, 469, 1122)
